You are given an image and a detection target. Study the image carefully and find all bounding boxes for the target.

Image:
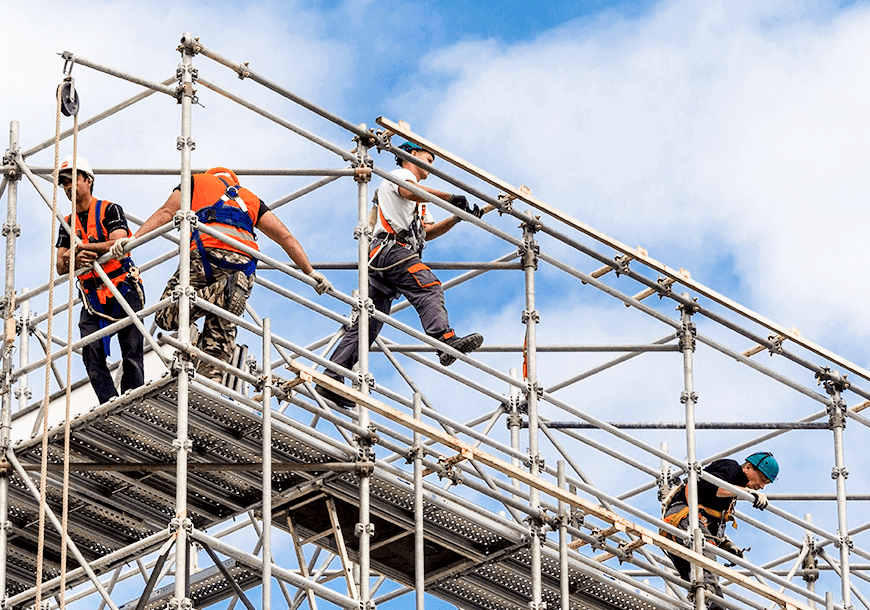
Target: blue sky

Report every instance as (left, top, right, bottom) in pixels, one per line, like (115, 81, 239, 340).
(4, 0, 870, 608)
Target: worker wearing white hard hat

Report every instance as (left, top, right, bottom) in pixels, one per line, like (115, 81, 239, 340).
(55, 155, 146, 404)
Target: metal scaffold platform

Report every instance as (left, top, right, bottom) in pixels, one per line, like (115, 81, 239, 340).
(1, 31, 868, 610)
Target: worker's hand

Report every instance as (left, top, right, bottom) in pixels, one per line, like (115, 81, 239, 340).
(751, 491, 769, 510)
(448, 194, 471, 212)
(308, 270, 332, 296)
(469, 203, 483, 218)
(718, 537, 744, 559)
(109, 237, 132, 259)
(72, 249, 97, 270)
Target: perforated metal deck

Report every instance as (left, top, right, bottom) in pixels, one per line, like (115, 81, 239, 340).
(8, 375, 674, 610)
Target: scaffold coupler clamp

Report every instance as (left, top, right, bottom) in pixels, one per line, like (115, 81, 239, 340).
(680, 390, 698, 405)
(169, 515, 193, 534)
(529, 602, 547, 610)
(174, 209, 197, 229)
(2, 148, 20, 181)
(677, 320, 697, 352)
(817, 367, 850, 395)
(521, 309, 540, 325)
(766, 332, 784, 356)
(358, 600, 376, 610)
(0, 455, 10, 477)
(177, 33, 202, 56)
(168, 596, 193, 610)
(354, 521, 375, 540)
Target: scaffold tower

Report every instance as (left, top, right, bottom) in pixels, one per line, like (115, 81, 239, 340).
(1, 32, 868, 610)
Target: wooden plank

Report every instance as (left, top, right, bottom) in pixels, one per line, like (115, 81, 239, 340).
(375, 116, 870, 386)
(289, 360, 813, 610)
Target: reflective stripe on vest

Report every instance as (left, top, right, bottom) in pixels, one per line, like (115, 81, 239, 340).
(67, 199, 133, 305)
(191, 173, 260, 255)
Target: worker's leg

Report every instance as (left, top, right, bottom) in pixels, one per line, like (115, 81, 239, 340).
(117, 284, 145, 394)
(325, 284, 392, 381)
(194, 252, 255, 381)
(664, 503, 725, 609)
(382, 254, 452, 339)
(79, 307, 119, 404)
(155, 253, 210, 331)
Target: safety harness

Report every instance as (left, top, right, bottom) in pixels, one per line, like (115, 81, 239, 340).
(190, 168, 259, 283)
(660, 483, 737, 540)
(370, 198, 428, 272)
(71, 199, 144, 356)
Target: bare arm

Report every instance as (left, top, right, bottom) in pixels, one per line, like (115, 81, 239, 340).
(398, 182, 452, 202)
(133, 190, 181, 238)
(424, 216, 462, 241)
(256, 210, 315, 275)
(56, 226, 129, 274)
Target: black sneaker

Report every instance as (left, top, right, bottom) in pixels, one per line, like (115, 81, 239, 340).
(314, 384, 355, 409)
(438, 333, 484, 367)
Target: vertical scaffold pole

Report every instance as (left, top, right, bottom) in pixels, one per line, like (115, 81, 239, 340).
(521, 212, 543, 610)
(558, 461, 569, 610)
(413, 393, 424, 610)
(679, 295, 704, 610)
(0, 120, 22, 607)
(173, 32, 197, 610)
(16, 289, 30, 413)
(508, 368, 522, 501)
(352, 128, 374, 607)
(819, 370, 852, 609)
(261, 318, 273, 610)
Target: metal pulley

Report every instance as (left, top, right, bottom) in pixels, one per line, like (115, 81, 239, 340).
(59, 78, 80, 117)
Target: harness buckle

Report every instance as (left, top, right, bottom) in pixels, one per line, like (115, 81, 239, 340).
(225, 186, 239, 199)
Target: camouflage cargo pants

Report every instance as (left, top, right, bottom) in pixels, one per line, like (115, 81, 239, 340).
(156, 250, 255, 381)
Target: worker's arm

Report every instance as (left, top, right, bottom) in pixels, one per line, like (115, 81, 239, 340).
(424, 217, 463, 241)
(256, 210, 315, 275)
(398, 182, 451, 202)
(56, 246, 97, 275)
(134, 190, 181, 238)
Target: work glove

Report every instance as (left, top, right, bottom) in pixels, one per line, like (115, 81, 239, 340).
(109, 237, 132, 259)
(717, 537, 744, 559)
(448, 195, 483, 219)
(751, 491, 769, 510)
(308, 270, 332, 295)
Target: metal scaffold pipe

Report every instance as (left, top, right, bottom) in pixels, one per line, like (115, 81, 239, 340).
(0, 120, 21, 605)
(173, 32, 196, 610)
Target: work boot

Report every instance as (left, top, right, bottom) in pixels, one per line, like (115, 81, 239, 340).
(438, 333, 484, 367)
(314, 384, 355, 409)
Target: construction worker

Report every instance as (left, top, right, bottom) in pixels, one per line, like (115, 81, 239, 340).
(316, 141, 484, 408)
(55, 155, 145, 404)
(661, 451, 779, 608)
(115, 167, 332, 382)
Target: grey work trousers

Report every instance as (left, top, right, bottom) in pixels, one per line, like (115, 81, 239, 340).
(326, 243, 453, 381)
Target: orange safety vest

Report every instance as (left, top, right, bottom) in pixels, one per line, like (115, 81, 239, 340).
(190, 168, 261, 256)
(66, 199, 133, 305)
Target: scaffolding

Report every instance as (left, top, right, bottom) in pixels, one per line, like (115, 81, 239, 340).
(0, 32, 867, 610)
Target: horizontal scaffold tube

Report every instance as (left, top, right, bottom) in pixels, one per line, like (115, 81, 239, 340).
(287, 360, 817, 610)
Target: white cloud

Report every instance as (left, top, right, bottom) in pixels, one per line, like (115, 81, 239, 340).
(412, 0, 870, 356)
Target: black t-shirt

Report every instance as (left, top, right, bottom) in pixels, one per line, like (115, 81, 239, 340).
(56, 201, 129, 249)
(175, 178, 269, 225)
(698, 459, 748, 513)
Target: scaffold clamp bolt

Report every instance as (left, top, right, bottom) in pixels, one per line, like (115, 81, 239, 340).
(354, 167, 372, 183)
(2, 222, 20, 238)
(354, 522, 375, 538)
(529, 602, 548, 610)
(831, 466, 849, 479)
(680, 391, 698, 405)
(171, 438, 193, 453)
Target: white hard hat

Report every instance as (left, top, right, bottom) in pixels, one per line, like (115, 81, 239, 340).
(57, 155, 94, 180)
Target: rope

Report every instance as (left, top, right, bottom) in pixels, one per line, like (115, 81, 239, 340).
(59, 99, 79, 610)
(34, 77, 64, 610)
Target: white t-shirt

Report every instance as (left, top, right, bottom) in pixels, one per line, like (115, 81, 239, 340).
(375, 168, 435, 234)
